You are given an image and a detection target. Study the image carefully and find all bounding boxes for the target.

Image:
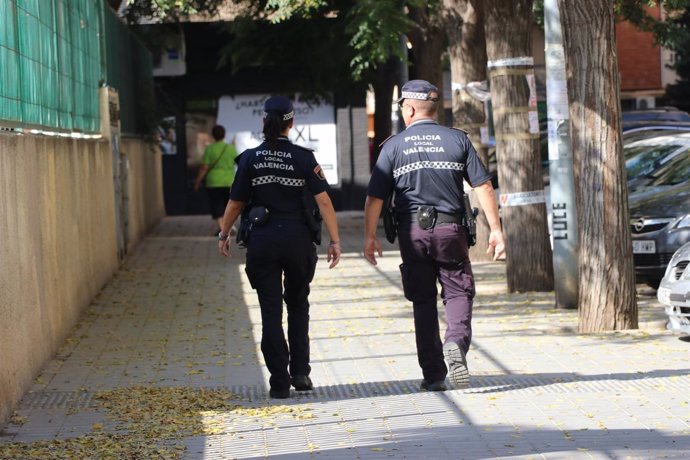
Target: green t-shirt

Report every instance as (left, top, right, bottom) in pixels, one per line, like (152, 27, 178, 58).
(203, 141, 238, 188)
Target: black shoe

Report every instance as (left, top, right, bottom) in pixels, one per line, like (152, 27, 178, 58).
(420, 379, 447, 391)
(443, 342, 470, 389)
(291, 375, 314, 391)
(269, 387, 290, 399)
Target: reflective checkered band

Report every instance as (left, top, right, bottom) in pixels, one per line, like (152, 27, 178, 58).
(401, 91, 431, 100)
(393, 161, 465, 178)
(251, 175, 306, 187)
(263, 110, 295, 121)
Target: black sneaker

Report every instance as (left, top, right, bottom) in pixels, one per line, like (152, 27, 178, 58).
(269, 387, 290, 399)
(443, 342, 469, 389)
(420, 379, 447, 391)
(291, 375, 314, 391)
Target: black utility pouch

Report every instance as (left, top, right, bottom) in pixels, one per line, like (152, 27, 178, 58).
(248, 206, 270, 226)
(416, 205, 437, 229)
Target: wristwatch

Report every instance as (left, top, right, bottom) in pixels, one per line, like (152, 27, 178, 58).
(218, 231, 229, 241)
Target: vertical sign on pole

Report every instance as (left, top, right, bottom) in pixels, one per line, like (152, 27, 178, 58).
(545, 0, 579, 308)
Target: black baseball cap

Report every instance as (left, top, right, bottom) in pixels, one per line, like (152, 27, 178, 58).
(397, 79, 440, 104)
(263, 96, 295, 121)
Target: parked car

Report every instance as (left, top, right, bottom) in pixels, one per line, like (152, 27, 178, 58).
(624, 131, 690, 191)
(622, 107, 690, 123)
(622, 122, 690, 142)
(629, 152, 690, 287)
(657, 242, 690, 334)
(540, 124, 690, 185)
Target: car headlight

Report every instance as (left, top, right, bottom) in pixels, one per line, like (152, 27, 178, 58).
(674, 215, 690, 229)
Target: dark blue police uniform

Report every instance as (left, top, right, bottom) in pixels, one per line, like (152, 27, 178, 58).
(367, 118, 492, 385)
(230, 136, 329, 393)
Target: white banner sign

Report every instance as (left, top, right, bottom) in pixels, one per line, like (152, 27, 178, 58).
(217, 94, 339, 185)
(499, 190, 546, 207)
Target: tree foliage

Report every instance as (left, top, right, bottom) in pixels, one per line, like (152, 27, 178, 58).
(533, 0, 690, 48)
(218, 11, 366, 101)
(262, 0, 444, 79)
(345, 1, 413, 79)
(119, 0, 227, 22)
(616, 0, 690, 49)
(264, 0, 329, 21)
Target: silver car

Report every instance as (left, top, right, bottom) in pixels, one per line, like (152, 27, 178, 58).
(657, 242, 690, 334)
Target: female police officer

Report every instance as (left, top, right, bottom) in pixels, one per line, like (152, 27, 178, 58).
(217, 95, 341, 399)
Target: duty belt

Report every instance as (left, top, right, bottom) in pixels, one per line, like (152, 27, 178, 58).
(270, 211, 304, 220)
(396, 211, 462, 225)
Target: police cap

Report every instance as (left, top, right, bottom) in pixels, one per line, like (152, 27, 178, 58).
(263, 96, 295, 121)
(397, 79, 440, 103)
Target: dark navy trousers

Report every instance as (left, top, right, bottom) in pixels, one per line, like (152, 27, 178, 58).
(244, 219, 317, 391)
(397, 221, 476, 383)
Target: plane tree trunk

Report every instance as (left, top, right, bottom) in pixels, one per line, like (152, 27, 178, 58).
(484, 0, 554, 292)
(443, 0, 492, 261)
(557, 0, 638, 331)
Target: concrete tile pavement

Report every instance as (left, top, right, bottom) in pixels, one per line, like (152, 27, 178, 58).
(1, 212, 689, 459)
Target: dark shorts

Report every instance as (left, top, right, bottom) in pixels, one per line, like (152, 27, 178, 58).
(207, 187, 230, 219)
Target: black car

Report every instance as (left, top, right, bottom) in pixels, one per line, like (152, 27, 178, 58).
(624, 131, 690, 191)
(629, 153, 690, 287)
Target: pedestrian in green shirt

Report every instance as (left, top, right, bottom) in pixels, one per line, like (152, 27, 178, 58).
(194, 125, 238, 234)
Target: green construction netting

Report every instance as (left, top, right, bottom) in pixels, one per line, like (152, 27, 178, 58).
(103, 7, 154, 136)
(0, 0, 154, 135)
(0, 0, 103, 132)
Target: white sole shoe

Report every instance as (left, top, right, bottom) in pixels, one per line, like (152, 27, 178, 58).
(443, 342, 469, 389)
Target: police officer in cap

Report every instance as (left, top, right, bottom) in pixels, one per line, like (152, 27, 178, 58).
(364, 79, 505, 391)
(218, 95, 341, 399)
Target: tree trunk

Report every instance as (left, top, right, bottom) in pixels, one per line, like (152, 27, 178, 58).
(408, 6, 446, 126)
(557, 0, 638, 331)
(443, 0, 492, 261)
(484, 0, 554, 292)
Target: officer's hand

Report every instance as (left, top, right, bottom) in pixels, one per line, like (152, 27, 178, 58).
(218, 239, 231, 257)
(327, 242, 341, 268)
(487, 230, 505, 261)
(363, 236, 382, 266)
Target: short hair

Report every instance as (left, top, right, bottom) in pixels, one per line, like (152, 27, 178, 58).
(409, 93, 439, 115)
(211, 125, 226, 141)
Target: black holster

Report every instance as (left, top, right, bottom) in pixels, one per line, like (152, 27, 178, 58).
(236, 207, 252, 248)
(462, 193, 478, 247)
(383, 195, 397, 243)
(302, 189, 322, 245)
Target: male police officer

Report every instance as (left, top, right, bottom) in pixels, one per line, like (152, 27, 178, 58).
(364, 80, 505, 391)
(218, 96, 341, 399)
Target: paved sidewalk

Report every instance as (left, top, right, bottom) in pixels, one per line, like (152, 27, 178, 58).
(1, 212, 689, 459)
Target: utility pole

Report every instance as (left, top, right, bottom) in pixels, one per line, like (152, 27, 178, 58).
(544, 0, 578, 308)
(396, 33, 409, 134)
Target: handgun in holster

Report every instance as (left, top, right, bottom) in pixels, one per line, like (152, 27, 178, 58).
(302, 188, 323, 245)
(383, 194, 397, 244)
(462, 192, 479, 247)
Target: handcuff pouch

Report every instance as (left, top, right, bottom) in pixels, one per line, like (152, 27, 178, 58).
(248, 206, 270, 226)
(416, 205, 437, 230)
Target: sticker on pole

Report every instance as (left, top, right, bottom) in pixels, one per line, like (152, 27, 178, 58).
(499, 190, 546, 207)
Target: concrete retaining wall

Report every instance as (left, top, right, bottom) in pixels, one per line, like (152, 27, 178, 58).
(121, 137, 165, 252)
(0, 133, 164, 424)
